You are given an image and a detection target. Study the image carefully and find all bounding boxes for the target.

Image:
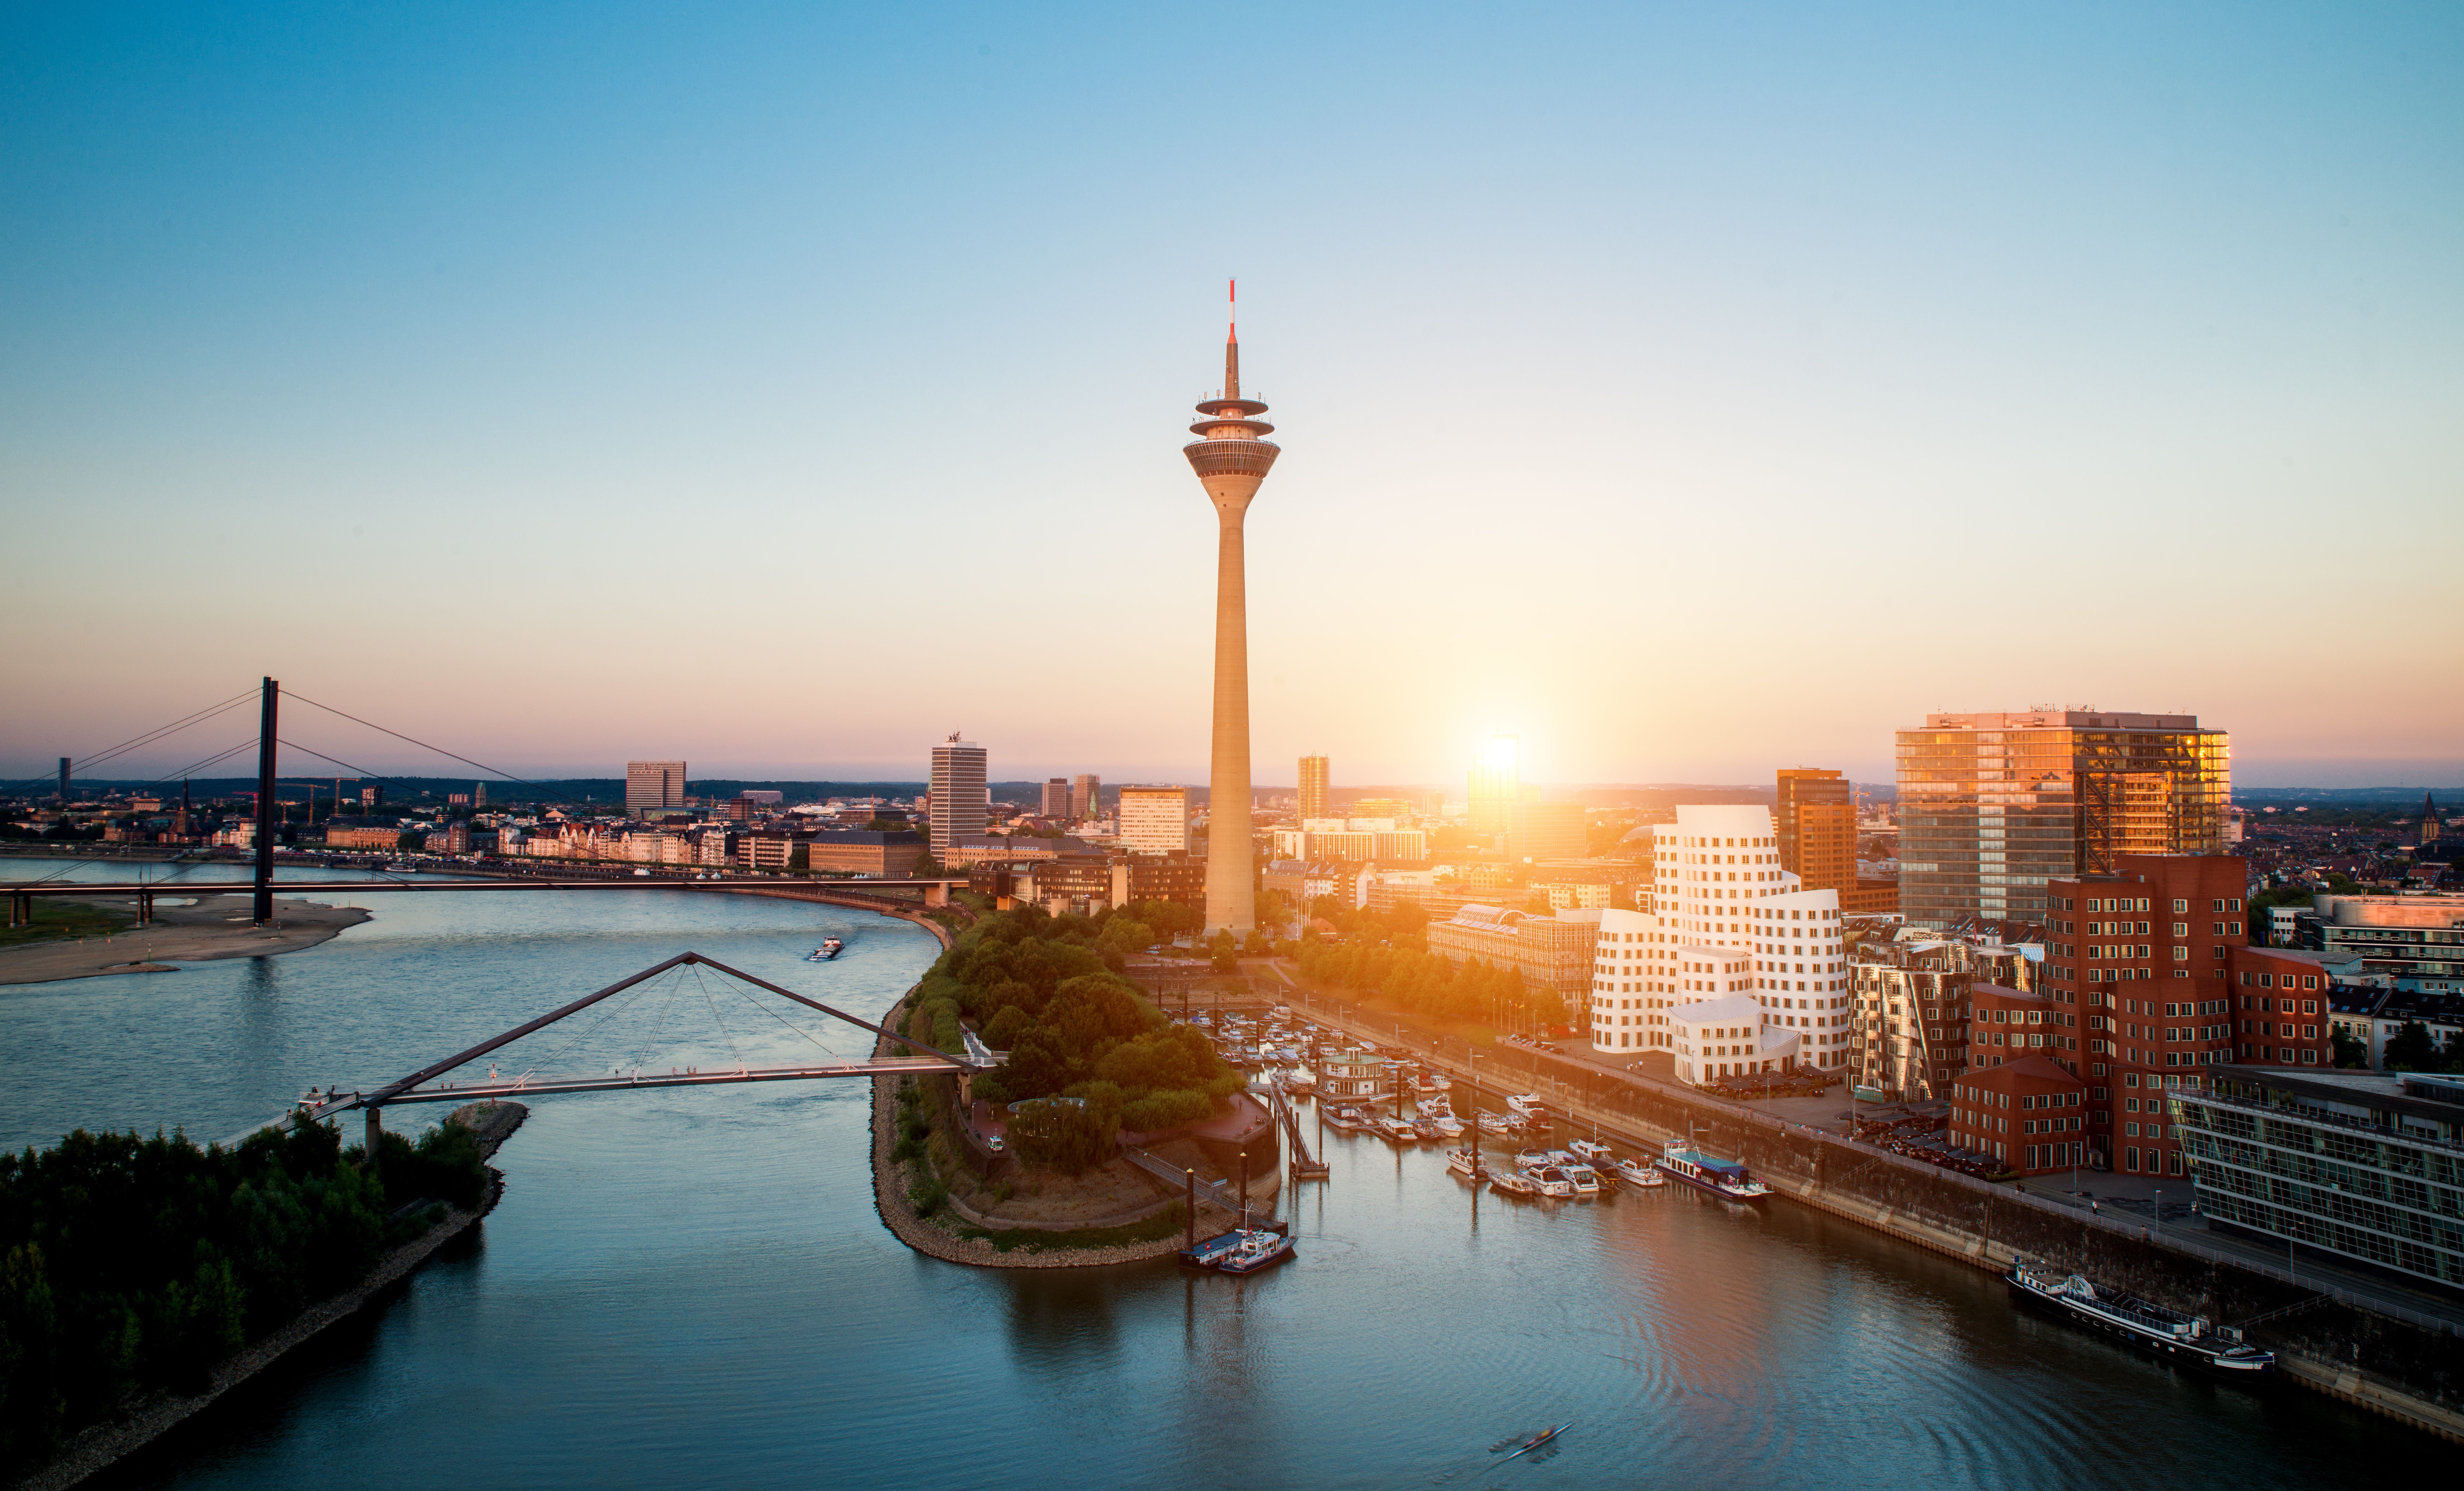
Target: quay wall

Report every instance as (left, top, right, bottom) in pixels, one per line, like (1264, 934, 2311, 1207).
(1281, 981, 2464, 1443)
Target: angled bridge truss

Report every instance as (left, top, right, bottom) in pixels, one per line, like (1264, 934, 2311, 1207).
(287, 951, 983, 1132)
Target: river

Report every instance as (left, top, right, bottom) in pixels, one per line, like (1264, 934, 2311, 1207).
(0, 861, 2441, 1489)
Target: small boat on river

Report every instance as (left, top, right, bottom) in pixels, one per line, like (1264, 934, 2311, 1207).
(1530, 1166, 1576, 1199)
(2007, 1260, 2277, 1378)
(1488, 1169, 1540, 1198)
(1615, 1157, 1667, 1188)
(1654, 1137, 1771, 1201)
(1564, 1163, 1602, 1199)
(1446, 1147, 1481, 1178)
(805, 938, 844, 962)
(1180, 1227, 1296, 1275)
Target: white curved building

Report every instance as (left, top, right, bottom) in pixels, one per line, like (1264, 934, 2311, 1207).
(1585, 803, 1853, 1081)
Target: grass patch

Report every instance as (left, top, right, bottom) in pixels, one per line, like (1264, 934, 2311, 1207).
(0, 899, 133, 949)
(955, 1202, 1187, 1254)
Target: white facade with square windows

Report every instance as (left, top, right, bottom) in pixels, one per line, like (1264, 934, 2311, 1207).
(1586, 804, 1851, 1072)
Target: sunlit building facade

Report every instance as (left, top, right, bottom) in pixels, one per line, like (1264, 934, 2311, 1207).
(1297, 755, 1330, 822)
(1588, 805, 1848, 1066)
(1896, 710, 2229, 930)
(1468, 734, 1519, 838)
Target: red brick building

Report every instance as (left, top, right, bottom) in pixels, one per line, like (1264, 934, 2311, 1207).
(2230, 948, 2332, 1068)
(1967, 981, 2081, 1074)
(1947, 1054, 2087, 1175)
(2043, 854, 2253, 1177)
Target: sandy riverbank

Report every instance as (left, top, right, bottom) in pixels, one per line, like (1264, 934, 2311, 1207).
(0, 894, 369, 986)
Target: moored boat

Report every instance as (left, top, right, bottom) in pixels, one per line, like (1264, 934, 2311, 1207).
(1530, 1166, 1576, 1199)
(1614, 1157, 1667, 1188)
(1180, 1227, 1297, 1275)
(1564, 1163, 1602, 1199)
(1569, 1138, 1612, 1164)
(1446, 1147, 1481, 1178)
(1488, 1169, 1540, 1197)
(2006, 1260, 2278, 1378)
(1653, 1138, 1771, 1201)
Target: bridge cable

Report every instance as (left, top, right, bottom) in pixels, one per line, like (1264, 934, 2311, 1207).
(715, 968, 846, 1059)
(689, 963, 748, 1073)
(279, 690, 571, 796)
(14, 739, 260, 886)
(633, 965, 691, 1076)
(516, 976, 651, 1082)
(2, 688, 259, 795)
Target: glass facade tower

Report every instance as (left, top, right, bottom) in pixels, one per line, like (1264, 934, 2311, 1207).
(1896, 711, 2229, 929)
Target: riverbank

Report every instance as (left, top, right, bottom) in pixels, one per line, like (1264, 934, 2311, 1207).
(13, 1102, 529, 1491)
(0, 893, 369, 986)
(1278, 973, 2464, 1444)
(865, 963, 1253, 1269)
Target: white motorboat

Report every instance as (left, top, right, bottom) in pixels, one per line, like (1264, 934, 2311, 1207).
(1446, 1148, 1481, 1178)
(1569, 1138, 1613, 1164)
(1615, 1158, 1667, 1188)
(1530, 1166, 1576, 1199)
(1563, 1163, 1602, 1199)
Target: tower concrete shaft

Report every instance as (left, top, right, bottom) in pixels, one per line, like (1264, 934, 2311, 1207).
(1184, 297, 1280, 933)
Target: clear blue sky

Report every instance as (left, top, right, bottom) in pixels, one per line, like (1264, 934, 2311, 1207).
(4, 3, 2458, 789)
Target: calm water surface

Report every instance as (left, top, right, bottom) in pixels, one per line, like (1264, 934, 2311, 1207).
(0, 861, 2437, 1489)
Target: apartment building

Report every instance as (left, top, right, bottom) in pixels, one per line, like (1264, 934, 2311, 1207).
(1947, 1055, 2089, 1176)
(1298, 755, 1330, 822)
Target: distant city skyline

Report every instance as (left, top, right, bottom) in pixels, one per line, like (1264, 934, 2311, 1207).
(3, 7, 2458, 792)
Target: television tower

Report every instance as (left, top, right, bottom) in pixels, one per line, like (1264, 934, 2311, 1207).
(1184, 281, 1280, 933)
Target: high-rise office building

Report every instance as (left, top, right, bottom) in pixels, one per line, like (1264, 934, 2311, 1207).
(1073, 773, 1101, 822)
(928, 734, 988, 861)
(1183, 282, 1280, 931)
(1298, 755, 1330, 822)
(1468, 735, 1519, 837)
(1896, 710, 2230, 930)
(626, 761, 687, 818)
(1776, 768, 1855, 894)
(1118, 786, 1191, 854)
(1040, 778, 1071, 818)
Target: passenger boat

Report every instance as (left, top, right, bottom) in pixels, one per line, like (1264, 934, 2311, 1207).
(1180, 1227, 1297, 1275)
(805, 938, 844, 961)
(1446, 1147, 1481, 1178)
(1569, 1138, 1613, 1164)
(1615, 1157, 1667, 1188)
(2006, 1260, 2278, 1377)
(1529, 1166, 1577, 1199)
(1654, 1138, 1772, 1201)
(1488, 1169, 1540, 1197)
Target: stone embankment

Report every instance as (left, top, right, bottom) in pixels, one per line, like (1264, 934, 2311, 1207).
(866, 955, 1246, 1269)
(15, 1102, 530, 1491)
(1288, 982, 2464, 1445)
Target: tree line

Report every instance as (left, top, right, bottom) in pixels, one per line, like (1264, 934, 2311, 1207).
(901, 904, 1243, 1171)
(0, 1119, 486, 1474)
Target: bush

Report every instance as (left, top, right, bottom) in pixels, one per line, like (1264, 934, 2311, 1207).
(907, 1174, 947, 1217)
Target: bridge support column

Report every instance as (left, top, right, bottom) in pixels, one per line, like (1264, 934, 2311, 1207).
(1185, 1169, 1195, 1249)
(364, 1106, 383, 1170)
(924, 882, 949, 908)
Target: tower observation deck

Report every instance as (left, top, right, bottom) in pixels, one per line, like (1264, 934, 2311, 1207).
(1184, 284, 1279, 933)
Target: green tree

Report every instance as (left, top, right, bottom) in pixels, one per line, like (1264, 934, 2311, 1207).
(2381, 1020, 2453, 1072)
(2331, 1026, 2370, 1069)
(1210, 928, 1239, 972)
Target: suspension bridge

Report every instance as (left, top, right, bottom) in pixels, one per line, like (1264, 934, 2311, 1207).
(8, 676, 964, 927)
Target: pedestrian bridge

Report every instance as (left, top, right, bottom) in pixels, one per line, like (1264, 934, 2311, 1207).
(275, 951, 991, 1147)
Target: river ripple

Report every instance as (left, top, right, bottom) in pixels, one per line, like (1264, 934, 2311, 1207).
(0, 862, 2439, 1490)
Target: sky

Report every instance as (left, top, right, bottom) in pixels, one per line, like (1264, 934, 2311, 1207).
(4, 2, 2459, 793)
